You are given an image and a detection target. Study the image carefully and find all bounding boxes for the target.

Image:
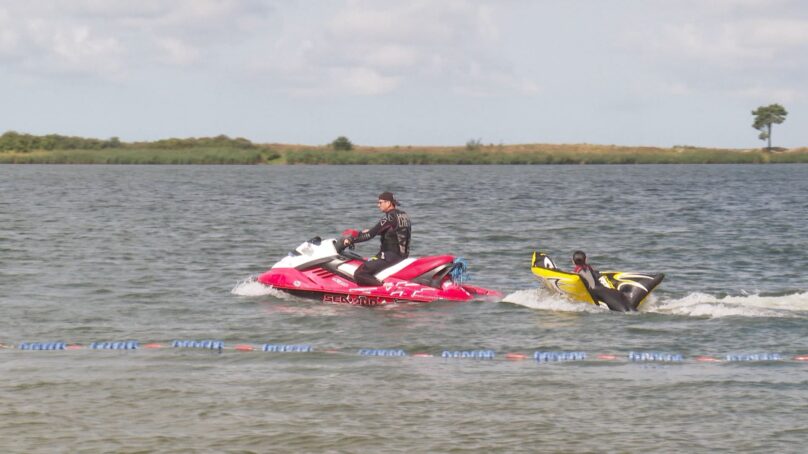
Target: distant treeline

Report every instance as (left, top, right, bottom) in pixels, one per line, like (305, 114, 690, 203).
(2, 131, 807, 164)
(0, 131, 256, 152)
(285, 146, 808, 165)
(0, 131, 278, 164)
(0, 131, 122, 151)
(132, 136, 256, 150)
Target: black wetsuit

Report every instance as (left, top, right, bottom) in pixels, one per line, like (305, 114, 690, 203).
(352, 208, 411, 286)
(574, 264, 600, 289)
(575, 264, 632, 312)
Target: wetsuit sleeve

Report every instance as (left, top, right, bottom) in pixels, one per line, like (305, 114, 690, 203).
(353, 213, 394, 244)
(577, 267, 597, 289)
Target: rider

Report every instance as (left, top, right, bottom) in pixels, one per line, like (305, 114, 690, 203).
(572, 250, 632, 311)
(343, 192, 411, 286)
(572, 250, 600, 289)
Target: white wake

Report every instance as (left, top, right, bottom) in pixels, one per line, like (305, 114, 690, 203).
(230, 276, 290, 298)
(501, 288, 607, 313)
(503, 288, 808, 318)
(645, 291, 808, 318)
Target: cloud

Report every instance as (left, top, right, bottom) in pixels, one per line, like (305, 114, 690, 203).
(155, 37, 201, 66)
(252, 0, 535, 97)
(624, 4, 808, 103)
(336, 67, 401, 96)
(0, 0, 276, 77)
(743, 19, 808, 49)
(51, 26, 124, 72)
(628, 0, 808, 70)
(0, 8, 19, 55)
(732, 85, 802, 103)
(656, 19, 808, 66)
(3, 1, 536, 95)
(8, 17, 125, 77)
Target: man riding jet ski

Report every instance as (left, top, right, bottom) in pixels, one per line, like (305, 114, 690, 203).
(257, 190, 499, 305)
(531, 250, 664, 312)
(342, 191, 411, 287)
(256, 235, 501, 305)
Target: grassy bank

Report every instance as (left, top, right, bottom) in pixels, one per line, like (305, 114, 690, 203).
(1, 131, 807, 164)
(284, 144, 808, 164)
(0, 147, 281, 164)
(0, 131, 282, 164)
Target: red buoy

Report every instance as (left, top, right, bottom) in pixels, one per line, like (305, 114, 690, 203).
(505, 353, 528, 360)
(695, 355, 722, 363)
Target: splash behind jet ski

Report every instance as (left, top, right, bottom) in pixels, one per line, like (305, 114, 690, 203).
(256, 235, 502, 306)
(530, 251, 664, 312)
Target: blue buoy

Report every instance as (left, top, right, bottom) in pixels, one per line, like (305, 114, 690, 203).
(89, 341, 139, 350)
(441, 350, 495, 359)
(534, 351, 587, 362)
(18, 342, 66, 351)
(357, 349, 407, 357)
(261, 344, 313, 353)
(171, 340, 224, 350)
(725, 353, 782, 362)
(628, 351, 683, 362)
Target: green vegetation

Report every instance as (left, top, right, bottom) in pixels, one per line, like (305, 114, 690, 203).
(331, 136, 353, 151)
(0, 148, 279, 164)
(284, 144, 808, 165)
(0, 131, 121, 151)
(0, 131, 280, 164)
(752, 104, 788, 151)
(1, 131, 807, 164)
(132, 135, 257, 150)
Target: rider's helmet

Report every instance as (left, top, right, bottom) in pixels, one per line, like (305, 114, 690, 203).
(572, 250, 587, 266)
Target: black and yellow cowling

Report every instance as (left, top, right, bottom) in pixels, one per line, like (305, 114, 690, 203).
(530, 251, 664, 312)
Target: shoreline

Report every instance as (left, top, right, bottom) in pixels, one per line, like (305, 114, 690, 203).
(3, 145, 808, 165)
(2, 132, 806, 164)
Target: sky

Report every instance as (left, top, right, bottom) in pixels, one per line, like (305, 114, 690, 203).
(1, 0, 806, 148)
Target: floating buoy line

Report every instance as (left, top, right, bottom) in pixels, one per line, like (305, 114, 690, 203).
(2, 340, 807, 364)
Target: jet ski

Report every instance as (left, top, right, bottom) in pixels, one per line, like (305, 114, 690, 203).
(256, 233, 502, 305)
(530, 251, 664, 312)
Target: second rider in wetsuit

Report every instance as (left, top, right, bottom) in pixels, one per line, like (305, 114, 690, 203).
(573, 250, 600, 289)
(343, 192, 411, 287)
(573, 250, 632, 312)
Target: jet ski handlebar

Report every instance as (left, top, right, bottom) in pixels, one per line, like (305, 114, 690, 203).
(335, 228, 360, 253)
(334, 237, 355, 254)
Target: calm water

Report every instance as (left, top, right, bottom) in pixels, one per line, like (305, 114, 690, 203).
(1, 165, 807, 453)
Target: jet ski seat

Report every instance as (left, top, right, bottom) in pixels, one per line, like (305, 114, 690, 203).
(376, 255, 455, 281)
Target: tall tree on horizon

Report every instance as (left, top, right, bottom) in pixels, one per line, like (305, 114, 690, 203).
(752, 104, 788, 151)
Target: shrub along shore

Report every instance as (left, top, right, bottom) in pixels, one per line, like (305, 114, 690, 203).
(1, 131, 806, 164)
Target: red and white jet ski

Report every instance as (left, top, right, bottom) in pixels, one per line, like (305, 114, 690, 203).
(257, 234, 501, 306)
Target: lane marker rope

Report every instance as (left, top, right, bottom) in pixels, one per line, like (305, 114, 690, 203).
(6, 340, 807, 363)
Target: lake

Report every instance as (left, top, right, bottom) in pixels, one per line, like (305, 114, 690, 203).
(1, 164, 806, 452)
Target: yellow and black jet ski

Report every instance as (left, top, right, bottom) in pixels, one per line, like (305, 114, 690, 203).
(530, 251, 664, 312)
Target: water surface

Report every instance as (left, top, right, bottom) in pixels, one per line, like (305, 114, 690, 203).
(1, 165, 806, 452)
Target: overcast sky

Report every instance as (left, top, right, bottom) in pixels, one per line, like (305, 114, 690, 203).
(1, 0, 806, 148)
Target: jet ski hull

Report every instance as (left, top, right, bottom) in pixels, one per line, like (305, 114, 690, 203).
(530, 251, 664, 311)
(256, 237, 501, 305)
(258, 267, 498, 305)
